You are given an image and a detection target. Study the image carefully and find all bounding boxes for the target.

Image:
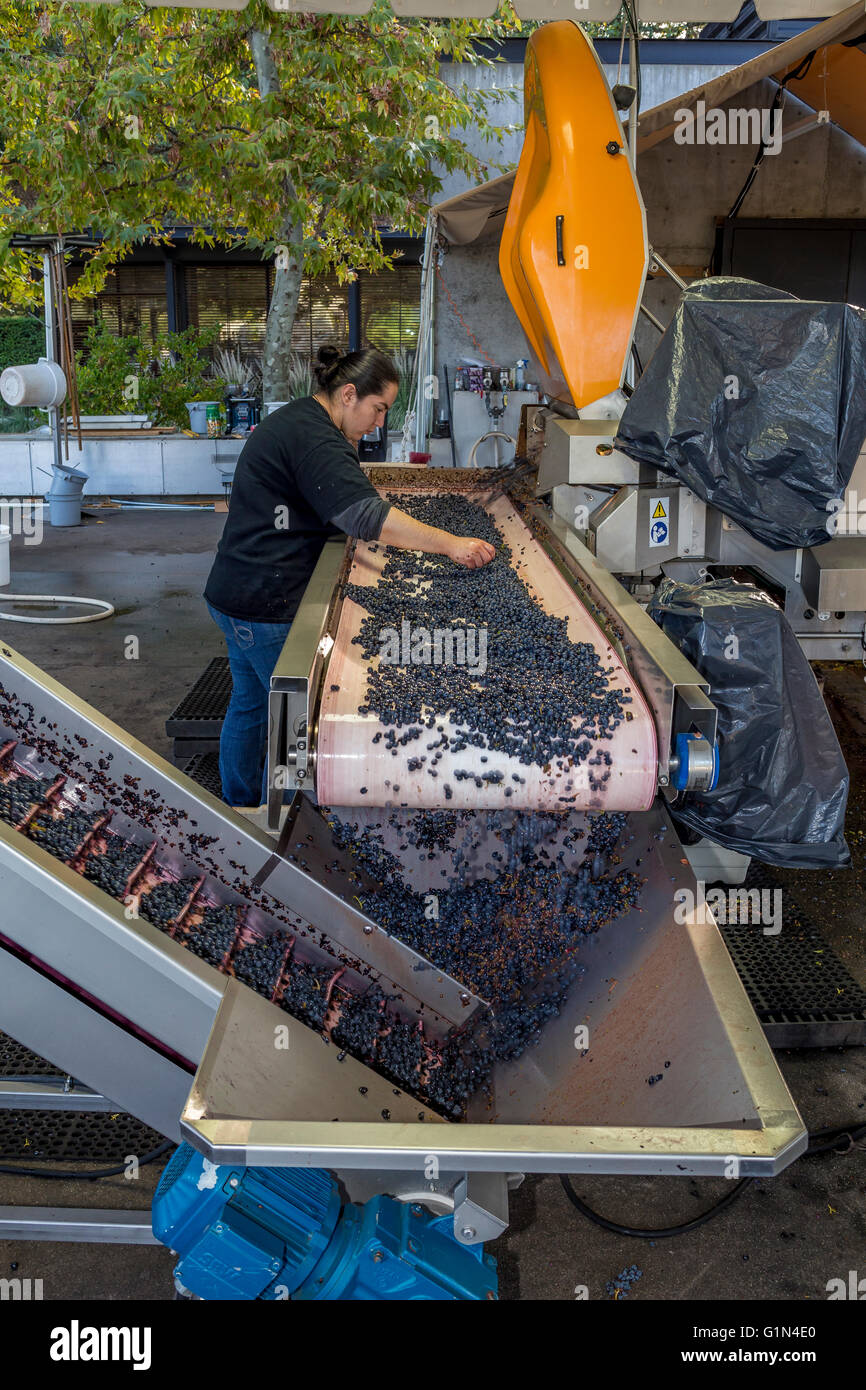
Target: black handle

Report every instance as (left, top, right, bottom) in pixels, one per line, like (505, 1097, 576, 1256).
(555, 214, 565, 266)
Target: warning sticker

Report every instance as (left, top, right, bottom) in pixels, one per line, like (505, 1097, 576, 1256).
(649, 496, 669, 548)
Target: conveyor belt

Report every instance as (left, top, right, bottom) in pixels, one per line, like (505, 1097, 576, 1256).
(316, 493, 657, 810)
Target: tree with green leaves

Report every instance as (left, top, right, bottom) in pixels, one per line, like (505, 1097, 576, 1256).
(0, 0, 519, 399)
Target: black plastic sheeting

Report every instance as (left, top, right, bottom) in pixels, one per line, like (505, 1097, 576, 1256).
(616, 278, 866, 551)
(648, 577, 850, 868)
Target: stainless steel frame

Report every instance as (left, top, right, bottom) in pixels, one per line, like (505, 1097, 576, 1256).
(267, 538, 346, 822)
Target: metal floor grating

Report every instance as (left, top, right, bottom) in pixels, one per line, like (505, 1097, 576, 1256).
(182, 750, 223, 801)
(165, 657, 232, 737)
(0, 1031, 64, 1078)
(0, 1034, 167, 1162)
(0, 1108, 166, 1162)
(717, 866, 866, 1047)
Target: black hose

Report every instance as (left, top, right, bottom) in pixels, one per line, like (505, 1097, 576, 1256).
(560, 1118, 866, 1239)
(0, 1139, 174, 1181)
(560, 1173, 753, 1239)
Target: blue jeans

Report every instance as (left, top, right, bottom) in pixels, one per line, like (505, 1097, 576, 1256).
(206, 601, 292, 807)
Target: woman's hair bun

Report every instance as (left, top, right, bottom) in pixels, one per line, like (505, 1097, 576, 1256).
(313, 343, 343, 389)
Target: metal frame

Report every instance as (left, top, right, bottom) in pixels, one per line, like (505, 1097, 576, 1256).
(0, 1209, 159, 1244)
(267, 538, 347, 822)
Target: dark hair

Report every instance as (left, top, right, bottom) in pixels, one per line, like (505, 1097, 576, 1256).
(313, 345, 399, 400)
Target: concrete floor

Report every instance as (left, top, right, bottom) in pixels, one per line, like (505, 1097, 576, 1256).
(0, 507, 864, 1302)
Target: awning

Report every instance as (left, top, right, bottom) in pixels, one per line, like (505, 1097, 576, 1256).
(432, 173, 515, 245)
(433, 1, 866, 243)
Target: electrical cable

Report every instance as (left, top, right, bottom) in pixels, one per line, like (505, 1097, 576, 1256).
(727, 50, 817, 221)
(0, 1139, 174, 1181)
(560, 1117, 866, 1239)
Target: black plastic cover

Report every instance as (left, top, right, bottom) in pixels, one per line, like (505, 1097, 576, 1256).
(649, 577, 850, 868)
(616, 277, 866, 550)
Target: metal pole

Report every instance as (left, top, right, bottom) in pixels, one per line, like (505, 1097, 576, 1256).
(43, 245, 62, 473)
(639, 302, 666, 334)
(649, 248, 688, 292)
(628, 0, 638, 168)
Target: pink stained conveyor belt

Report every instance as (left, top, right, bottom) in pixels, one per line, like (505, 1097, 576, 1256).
(315, 493, 658, 811)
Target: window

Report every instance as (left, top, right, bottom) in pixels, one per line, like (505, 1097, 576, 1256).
(67, 262, 168, 351)
(185, 264, 270, 353)
(293, 272, 350, 354)
(360, 266, 421, 351)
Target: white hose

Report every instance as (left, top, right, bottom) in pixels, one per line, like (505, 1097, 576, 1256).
(468, 431, 516, 469)
(0, 594, 115, 624)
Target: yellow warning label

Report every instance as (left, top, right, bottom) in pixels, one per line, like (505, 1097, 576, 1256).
(652, 500, 667, 519)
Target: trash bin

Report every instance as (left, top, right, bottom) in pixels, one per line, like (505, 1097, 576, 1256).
(186, 401, 221, 435)
(47, 464, 88, 528)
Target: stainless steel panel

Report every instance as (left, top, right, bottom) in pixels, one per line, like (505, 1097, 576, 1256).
(0, 642, 479, 1034)
(0, 948, 192, 1140)
(0, 1081, 114, 1112)
(802, 537, 866, 611)
(537, 417, 641, 492)
(181, 802, 806, 1176)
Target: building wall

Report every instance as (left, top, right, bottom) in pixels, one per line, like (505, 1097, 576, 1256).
(435, 65, 866, 400)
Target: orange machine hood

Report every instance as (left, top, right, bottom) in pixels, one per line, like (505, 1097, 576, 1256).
(499, 21, 648, 410)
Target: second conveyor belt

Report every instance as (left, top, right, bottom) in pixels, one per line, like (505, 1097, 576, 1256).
(315, 490, 658, 811)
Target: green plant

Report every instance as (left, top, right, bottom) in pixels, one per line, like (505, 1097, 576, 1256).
(209, 345, 248, 393)
(0, 315, 45, 375)
(141, 325, 225, 427)
(0, 5, 516, 403)
(74, 320, 142, 417)
(285, 351, 313, 401)
(74, 321, 227, 429)
(386, 347, 414, 433)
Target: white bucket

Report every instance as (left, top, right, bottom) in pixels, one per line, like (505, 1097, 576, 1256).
(0, 359, 67, 408)
(0, 526, 10, 587)
(262, 401, 289, 417)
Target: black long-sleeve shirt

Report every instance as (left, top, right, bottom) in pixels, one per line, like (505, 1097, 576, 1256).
(204, 395, 391, 622)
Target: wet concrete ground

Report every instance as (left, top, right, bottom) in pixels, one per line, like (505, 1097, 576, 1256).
(0, 508, 863, 1302)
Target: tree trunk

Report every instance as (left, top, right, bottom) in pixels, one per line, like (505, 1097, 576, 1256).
(250, 27, 306, 402)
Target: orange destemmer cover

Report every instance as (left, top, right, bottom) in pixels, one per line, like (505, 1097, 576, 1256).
(499, 21, 648, 409)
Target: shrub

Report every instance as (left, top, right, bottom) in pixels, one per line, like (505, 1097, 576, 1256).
(75, 320, 226, 429)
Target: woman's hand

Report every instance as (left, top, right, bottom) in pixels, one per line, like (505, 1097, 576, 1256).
(378, 507, 497, 566)
(446, 535, 497, 568)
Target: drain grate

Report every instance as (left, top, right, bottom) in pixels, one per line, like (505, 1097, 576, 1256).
(718, 867, 866, 1047)
(182, 751, 223, 801)
(165, 658, 231, 738)
(0, 1108, 167, 1163)
(0, 1032, 64, 1079)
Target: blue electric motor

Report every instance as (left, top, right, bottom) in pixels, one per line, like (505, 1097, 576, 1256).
(152, 1144, 498, 1302)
